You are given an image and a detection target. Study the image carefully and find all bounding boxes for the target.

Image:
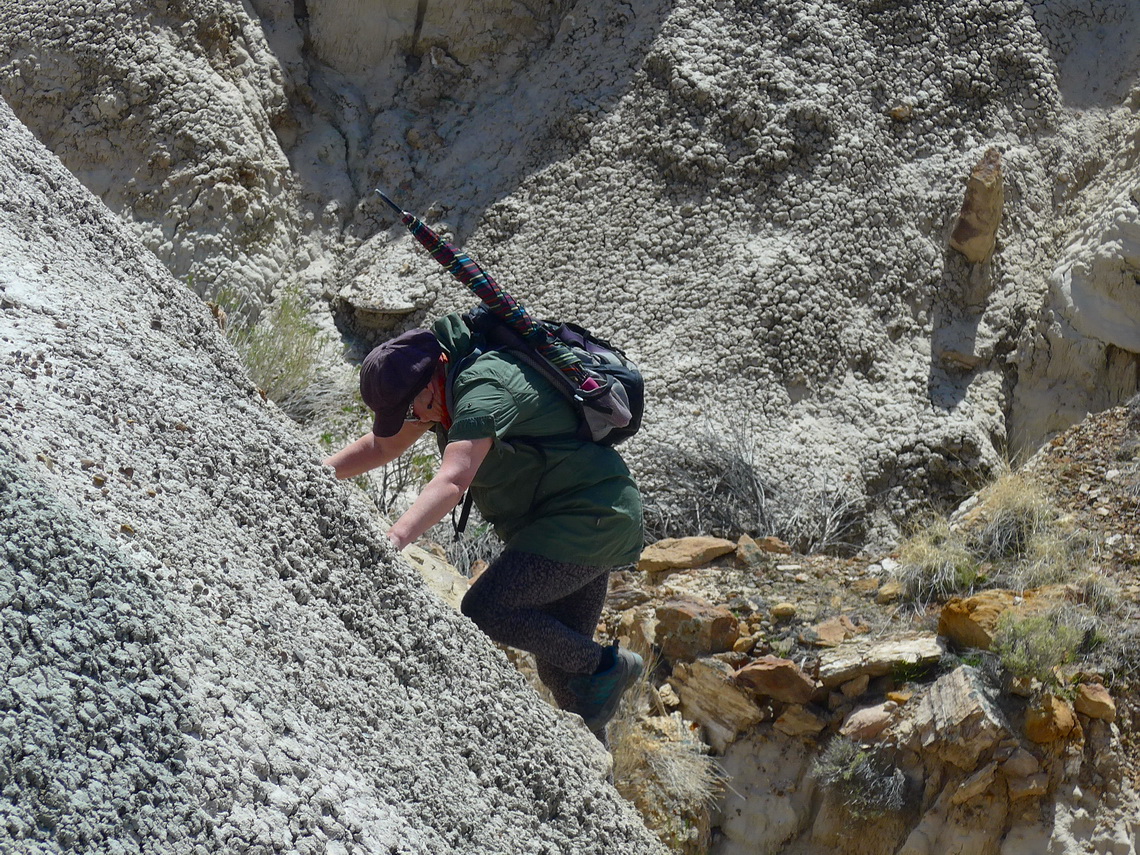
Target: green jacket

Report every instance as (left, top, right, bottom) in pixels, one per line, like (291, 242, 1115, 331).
(431, 313, 643, 567)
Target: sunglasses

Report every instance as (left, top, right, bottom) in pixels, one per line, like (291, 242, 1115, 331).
(404, 382, 436, 423)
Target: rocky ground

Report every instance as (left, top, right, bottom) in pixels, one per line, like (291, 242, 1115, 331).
(577, 400, 1140, 852)
(613, 398, 1140, 651)
(407, 401, 1140, 854)
(1025, 405, 1140, 598)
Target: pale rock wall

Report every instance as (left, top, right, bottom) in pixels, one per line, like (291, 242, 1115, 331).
(1013, 182, 1140, 449)
(0, 99, 666, 854)
(0, 0, 298, 307)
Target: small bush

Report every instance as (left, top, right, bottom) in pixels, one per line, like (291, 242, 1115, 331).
(769, 475, 864, 555)
(432, 513, 502, 577)
(991, 606, 1097, 688)
(641, 420, 861, 555)
(968, 470, 1056, 562)
(893, 517, 980, 604)
(641, 421, 772, 542)
(812, 737, 906, 819)
(219, 285, 344, 424)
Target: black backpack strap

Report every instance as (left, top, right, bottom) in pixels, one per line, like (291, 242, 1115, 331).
(452, 489, 474, 541)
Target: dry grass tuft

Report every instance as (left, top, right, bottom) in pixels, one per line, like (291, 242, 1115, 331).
(893, 516, 980, 604)
(1002, 527, 1086, 591)
(968, 469, 1054, 560)
(641, 422, 772, 543)
(812, 736, 906, 819)
(968, 468, 1077, 575)
(434, 514, 502, 577)
(641, 420, 862, 556)
(609, 647, 724, 854)
(893, 466, 1088, 605)
(970, 468, 1088, 592)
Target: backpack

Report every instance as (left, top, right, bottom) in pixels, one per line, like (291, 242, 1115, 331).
(446, 306, 645, 538)
(455, 304, 644, 447)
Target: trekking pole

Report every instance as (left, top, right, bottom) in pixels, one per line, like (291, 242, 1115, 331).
(375, 189, 599, 392)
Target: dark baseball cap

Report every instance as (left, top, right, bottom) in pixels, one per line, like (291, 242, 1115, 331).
(359, 329, 442, 437)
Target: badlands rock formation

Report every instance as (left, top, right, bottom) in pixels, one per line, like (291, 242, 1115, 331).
(1, 0, 1137, 546)
(0, 102, 666, 854)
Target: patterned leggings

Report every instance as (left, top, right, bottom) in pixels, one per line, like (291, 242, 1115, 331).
(460, 549, 610, 712)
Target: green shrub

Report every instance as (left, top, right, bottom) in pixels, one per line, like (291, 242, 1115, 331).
(991, 607, 1094, 687)
(812, 737, 905, 819)
(218, 285, 342, 424)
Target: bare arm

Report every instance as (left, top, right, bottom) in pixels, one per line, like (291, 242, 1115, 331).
(323, 421, 431, 480)
(387, 437, 493, 550)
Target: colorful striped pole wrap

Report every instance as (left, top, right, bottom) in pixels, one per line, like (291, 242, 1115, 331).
(397, 211, 596, 389)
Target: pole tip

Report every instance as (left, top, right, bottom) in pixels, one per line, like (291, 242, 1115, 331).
(374, 189, 404, 215)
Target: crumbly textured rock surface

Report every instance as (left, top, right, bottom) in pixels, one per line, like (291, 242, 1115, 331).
(1, 0, 1136, 547)
(0, 0, 297, 309)
(0, 102, 666, 854)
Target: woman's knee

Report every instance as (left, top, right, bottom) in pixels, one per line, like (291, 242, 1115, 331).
(460, 583, 500, 629)
(460, 585, 482, 621)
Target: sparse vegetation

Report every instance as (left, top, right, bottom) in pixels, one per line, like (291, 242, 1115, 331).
(991, 606, 1096, 690)
(642, 422, 772, 544)
(966, 468, 1086, 590)
(769, 474, 864, 556)
(217, 285, 346, 424)
(432, 513, 502, 578)
(641, 421, 862, 555)
(369, 437, 436, 513)
(610, 648, 724, 854)
(893, 467, 1086, 605)
(968, 468, 1056, 563)
(812, 736, 906, 819)
(894, 516, 981, 603)
(1093, 623, 1140, 686)
(1076, 572, 1120, 616)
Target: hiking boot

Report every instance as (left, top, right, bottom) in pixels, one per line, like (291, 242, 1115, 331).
(567, 644, 644, 733)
